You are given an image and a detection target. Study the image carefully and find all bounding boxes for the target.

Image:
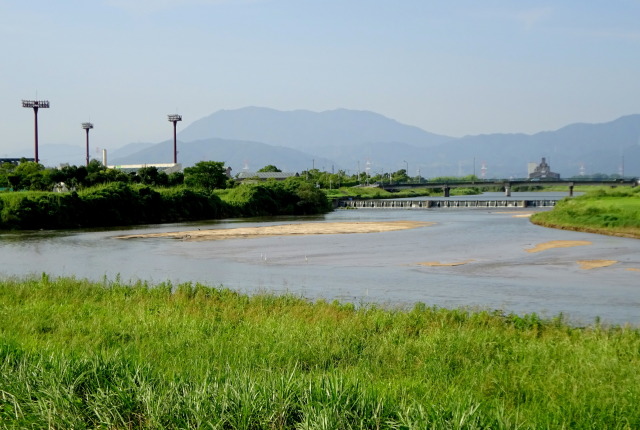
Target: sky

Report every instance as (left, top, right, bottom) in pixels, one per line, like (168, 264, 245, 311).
(2, 0, 640, 159)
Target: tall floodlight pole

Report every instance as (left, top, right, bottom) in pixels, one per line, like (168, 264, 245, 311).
(167, 114, 182, 164)
(22, 99, 50, 164)
(82, 122, 94, 167)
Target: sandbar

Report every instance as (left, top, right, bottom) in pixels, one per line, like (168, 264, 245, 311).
(526, 240, 592, 253)
(115, 221, 432, 242)
(577, 260, 618, 270)
(417, 259, 475, 267)
(493, 211, 534, 218)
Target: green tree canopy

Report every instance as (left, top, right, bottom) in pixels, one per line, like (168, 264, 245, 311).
(137, 166, 169, 187)
(184, 161, 228, 191)
(257, 165, 282, 173)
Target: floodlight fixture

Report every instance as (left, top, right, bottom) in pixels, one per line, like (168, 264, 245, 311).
(22, 100, 50, 109)
(82, 122, 94, 167)
(168, 114, 182, 164)
(22, 99, 50, 163)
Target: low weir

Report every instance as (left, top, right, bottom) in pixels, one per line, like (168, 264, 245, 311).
(337, 199, 559, 209)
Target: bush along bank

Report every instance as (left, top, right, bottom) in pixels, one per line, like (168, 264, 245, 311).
(0, 180, 331, 230)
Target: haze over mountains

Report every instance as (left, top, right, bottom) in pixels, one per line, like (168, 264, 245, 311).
(37, 107, 640, 178)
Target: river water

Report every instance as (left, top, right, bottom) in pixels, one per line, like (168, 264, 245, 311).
(1, 193, 638, 326)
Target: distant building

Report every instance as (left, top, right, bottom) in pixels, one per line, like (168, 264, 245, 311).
(235, 171, 299, 182)
(528, 157, 560, 179)
(107, 163, 182, 175)
(53, 182, 74, 193)
(0, 158, 35, 165)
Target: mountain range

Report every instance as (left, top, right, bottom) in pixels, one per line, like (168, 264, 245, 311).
(38, 107, 640, 178)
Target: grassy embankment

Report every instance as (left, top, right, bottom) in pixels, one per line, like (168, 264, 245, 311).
(1, 276, 639, 428)
(531, 186, 640, 239)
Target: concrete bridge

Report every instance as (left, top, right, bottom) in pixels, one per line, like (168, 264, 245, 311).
(379, 178, 638, 197)
(337, 198, 559, 210)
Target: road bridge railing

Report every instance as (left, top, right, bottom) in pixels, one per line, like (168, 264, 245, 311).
(379, 178, 638, 197)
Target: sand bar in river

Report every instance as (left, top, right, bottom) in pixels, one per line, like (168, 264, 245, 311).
(115, 221, 433, 242)
(526, 240, 592, 253)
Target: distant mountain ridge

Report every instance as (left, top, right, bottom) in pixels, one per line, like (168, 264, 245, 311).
(177, 106, 452, 149)
(110, 137, 334, 175)
(107, 107, 640, 178)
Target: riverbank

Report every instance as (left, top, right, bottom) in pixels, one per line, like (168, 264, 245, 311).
(1, 276, 639, 428)
(530, 187, 640, 239)
(0, 181, 331, 230)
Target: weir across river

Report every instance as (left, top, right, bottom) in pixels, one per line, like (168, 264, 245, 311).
(337, 198, 559, 209)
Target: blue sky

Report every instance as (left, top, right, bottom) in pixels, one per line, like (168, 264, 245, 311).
(2, 0, 640, 158)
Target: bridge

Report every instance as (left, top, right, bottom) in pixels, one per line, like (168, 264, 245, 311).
(380, 178, 638, 197)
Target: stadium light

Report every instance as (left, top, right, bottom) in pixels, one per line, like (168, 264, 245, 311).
(22, 99, 50, 163)
(168, 114, 182, 164)
(82, 122, 94, 167)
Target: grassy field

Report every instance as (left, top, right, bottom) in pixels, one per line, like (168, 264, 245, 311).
(1, 276, 639, 429)
(531, 187, 640, 238)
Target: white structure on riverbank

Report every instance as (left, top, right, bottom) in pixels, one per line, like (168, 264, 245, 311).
(107, 163, 182, 174)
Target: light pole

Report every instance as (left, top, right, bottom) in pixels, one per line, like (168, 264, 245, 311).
(82, 122, 94, 167)
(404, 160, 408, 182)
(22, 99, 50, 164)
(168, 114, 182, 164)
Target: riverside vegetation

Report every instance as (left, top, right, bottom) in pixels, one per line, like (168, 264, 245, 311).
(0, 161, 331, 230)
(1, 276, 639, 429)
(0, 161, 484, 230)
(531, 186, 640, 239)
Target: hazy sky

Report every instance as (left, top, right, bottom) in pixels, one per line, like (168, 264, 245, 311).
(2, 0, 640, 157)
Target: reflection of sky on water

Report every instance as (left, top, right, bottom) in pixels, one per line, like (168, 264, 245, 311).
(1, 193, 638, 326)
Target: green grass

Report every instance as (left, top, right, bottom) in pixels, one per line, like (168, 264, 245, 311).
(531, 187, 640, 238)
(1, 275, 639, 428)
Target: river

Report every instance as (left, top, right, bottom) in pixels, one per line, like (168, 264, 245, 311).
(1, 192, 638, 326)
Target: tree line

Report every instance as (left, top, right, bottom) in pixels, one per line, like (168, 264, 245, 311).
(0, 160, 331, 230)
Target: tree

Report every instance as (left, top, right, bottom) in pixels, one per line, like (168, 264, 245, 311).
(257, 165, 282, 173)
(184, 161, 228, 191)
(137, 166, 168, 187)
(167, 171, 184, 186)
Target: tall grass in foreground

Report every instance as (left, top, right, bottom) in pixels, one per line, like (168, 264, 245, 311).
(1, 276, 639, 429)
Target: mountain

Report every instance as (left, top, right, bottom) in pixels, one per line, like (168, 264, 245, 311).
(110, 107, 640, 178)
(7, 144, 87, 168)
(109, 138, 334, 174)
(109, 142, 157, 160)
(432, 115, 640, 178)
(177, 106, 452, 150)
